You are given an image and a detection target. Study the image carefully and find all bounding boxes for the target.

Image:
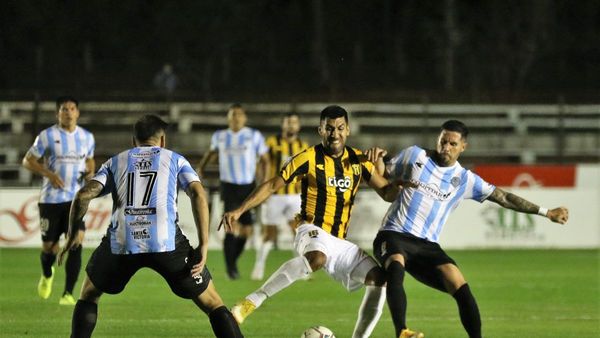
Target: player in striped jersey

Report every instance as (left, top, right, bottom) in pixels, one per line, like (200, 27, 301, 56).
(368, 120, 569, 338)
(22, 96, 95, 305)
(197, 103, 270, 280)
(251, 113, 309, 280)
(228, 106, 406, 338)
(58, 115, 243, 338)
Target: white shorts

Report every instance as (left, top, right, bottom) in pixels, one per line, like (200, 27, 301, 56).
(262, 194, 301, 228)
(293, 223, 378, 292)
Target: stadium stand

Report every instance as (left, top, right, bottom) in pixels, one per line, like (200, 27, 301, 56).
(1, 101, 598, 187)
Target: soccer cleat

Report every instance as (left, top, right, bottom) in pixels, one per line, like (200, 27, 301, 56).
(250, 265, 264, 281)
(37, 267, 54, 299)
(399, 328, 425, 338)
(231, 299, 256, 324)
(59, 292, 77, 305)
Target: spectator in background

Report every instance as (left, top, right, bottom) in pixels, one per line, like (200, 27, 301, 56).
(22, 96, 96, 306)
(197, 103, 269, 280)
(367, 119, 569, 338)
(250, 113, 308, 280)
(153, 63, 178, 101)
(58, 115, 243, 338)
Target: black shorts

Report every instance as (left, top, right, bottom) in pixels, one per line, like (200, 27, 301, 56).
(38, 202, 85, 243)
(220, 181, 255, 225)
(86, 234, 212, 299)
(373, 230, 456, 292)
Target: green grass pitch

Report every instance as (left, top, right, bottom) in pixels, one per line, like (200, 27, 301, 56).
(1, 248, 598, 337)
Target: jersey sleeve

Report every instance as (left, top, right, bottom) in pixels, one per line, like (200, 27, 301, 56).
(91, 159, 114, 197)
(387, 146, 419, 181)
(86, 132, 95, 159)
(28, 132, 47, 158)
(209, 131, 219, 151)
(354, 150, 375, 182)
(280, 149, 310, 184)
(255, 130, 268, 156)
(465, 170, 496, 202)
(177, 156, 201, 190)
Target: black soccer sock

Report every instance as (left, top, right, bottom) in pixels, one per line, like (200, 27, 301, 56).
(209, 305, 244, 338)
(386, 261, 408, 336)
(453, 283, 482, 338)
(71, 299, 98, 338)
(40, 251, 56, 277)
(233, 235, 247, 261)
(224, 234, 236, 270)
(65, 246, 82, 295)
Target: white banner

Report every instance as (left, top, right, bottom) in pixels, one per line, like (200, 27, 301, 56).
(2, 165, 598, 249)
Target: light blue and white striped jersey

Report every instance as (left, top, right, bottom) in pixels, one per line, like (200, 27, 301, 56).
(92, 146, 200, 254)
(381, 145, 495, 242)
(210, 127, 268, 184)
(28, 125, 95, 204)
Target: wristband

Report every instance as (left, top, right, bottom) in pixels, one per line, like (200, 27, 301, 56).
(537, 207, 548, 217)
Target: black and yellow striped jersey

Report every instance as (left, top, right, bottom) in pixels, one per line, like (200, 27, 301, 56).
(280, 144, 374, 239)
(266, 134, 309, 195)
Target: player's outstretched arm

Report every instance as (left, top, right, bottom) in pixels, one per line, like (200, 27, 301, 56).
(58, 180, 104, 265)
(186, 181, 209, 276)
(219, 176, 286, 231)
(365, 147, 388, 177)
(487, 187, 569, 224)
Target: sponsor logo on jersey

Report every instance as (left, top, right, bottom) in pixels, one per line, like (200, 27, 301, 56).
(327, 176, 352, 192)
(125, 208, 156, 215)
(127, 216, 152, 227)
(131, 228, 150, 240)
(56, 151, 86, 163)
(134, 159, 152, 170)
(414, 180, 452, 201)
(131, 149, 160, 158)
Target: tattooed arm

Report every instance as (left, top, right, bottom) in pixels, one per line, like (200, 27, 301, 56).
(58, 180, 105, 265)
(487, 187, 569, 224)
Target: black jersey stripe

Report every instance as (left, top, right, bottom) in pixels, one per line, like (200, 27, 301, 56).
(313, 145, 327, 227)
(330, 155, 346, 237)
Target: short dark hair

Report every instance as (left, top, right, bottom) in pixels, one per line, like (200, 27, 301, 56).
(55, 96, 78, 110)
(229, 103, 243, 110)
(320, 105, 348, 123)
(134, 115, 168, 142)
(441, 120, 469, 139)
(284, 112, 299, 120)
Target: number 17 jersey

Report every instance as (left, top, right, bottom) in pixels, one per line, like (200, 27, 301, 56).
(92, 146, 200, 254)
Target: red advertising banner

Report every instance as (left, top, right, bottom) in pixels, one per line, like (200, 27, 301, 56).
(472, 165, 576, 187)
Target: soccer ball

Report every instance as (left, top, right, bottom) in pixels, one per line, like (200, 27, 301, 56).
(300, 325, 336, 338)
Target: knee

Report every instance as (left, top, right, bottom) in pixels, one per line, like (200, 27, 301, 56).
(304, 251, 326, 271)
(364, 266, 386, 287)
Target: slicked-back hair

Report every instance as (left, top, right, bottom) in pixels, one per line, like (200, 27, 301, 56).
(55, 96, 79, 111)
(441, 120, 469, 139)
(320, 105, 348, 123)
(134, 115, 168, 143)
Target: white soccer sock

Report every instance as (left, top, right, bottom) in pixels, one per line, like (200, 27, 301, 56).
(255, 240, 274, 269)
(352, 285, 386, 338)
(246, 255, 312, 308)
